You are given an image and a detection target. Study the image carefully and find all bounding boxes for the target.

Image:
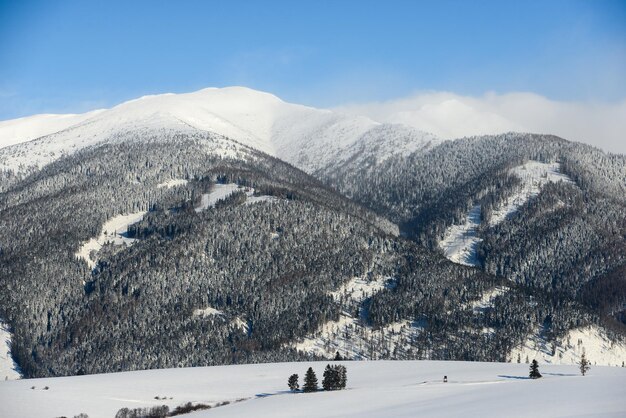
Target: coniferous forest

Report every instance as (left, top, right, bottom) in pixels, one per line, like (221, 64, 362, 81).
(0, 128, 624, 378)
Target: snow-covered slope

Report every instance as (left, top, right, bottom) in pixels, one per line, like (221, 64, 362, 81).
(439, 204, 482, 266)
(509, 325, 626, 367)
(0, 87, 437, 174)
(438, 161, 574, 266)
(0, 360, 624, 418)
(0, 320, 20, 381)
(488, 161, 573, 225)
(0, 110, 104, 149)
(75, 210, 147, 269)
(292, 275, 424, 360)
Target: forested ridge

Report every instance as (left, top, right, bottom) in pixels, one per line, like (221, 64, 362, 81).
(0, 129, 624, 378)
(320, 133, 626, 334)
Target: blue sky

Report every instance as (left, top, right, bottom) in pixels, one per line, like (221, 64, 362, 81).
(1, 0, 625, 120)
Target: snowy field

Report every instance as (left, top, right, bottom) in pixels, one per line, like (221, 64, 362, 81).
(0, 360, 624, 418)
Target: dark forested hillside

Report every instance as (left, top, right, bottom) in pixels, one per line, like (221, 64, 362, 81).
(0, 129, 624, 378)
(319, 133, 626, 331)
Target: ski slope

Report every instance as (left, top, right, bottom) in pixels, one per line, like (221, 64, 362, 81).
(488, 161, 573, 226)
(75, 211, 147, 269)
(438, 161, 574, 266)
(195, 183, 280, 212)
(0, 360, 624, 418)
(438, 204, 482, 266)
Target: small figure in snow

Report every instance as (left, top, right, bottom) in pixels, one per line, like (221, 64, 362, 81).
(443, 375, 448, 383)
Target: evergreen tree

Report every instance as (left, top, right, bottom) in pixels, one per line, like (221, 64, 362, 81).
(334, 351, 343, 361)
(303, 367, 318, 392)
(288, 373, 299, 391)
(322, 364, 336, 391)
(338, 364, 347, 389)
(579, 353, 591, 376)
(529, 359, 542, 379)
(322, 364, 347, 391)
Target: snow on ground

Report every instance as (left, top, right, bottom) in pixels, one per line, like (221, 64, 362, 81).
(75, 211, 147, 269)
(156, 178, 188, 188)
(192, 307, 224, 318)
(488, 161, 573, 225)
(192, 307, 248, 334)
(0, 86, 439, 175)
(0, 360, 624, 418)
(509, 325, 626, 367)
(196, 183, 280, 212)
(195, 183, 241, 212)
(294, 276, 423, 360)
(469, 286, 509, 312)
(0, 320, 20, 381)
(438, 161, 574, 267)
(0, 110, 104, 149)
(244, 194, 280, 205)
(330, 276, 390, 302)
(438, 204, 482, 266)
(294, 315, 421, 360)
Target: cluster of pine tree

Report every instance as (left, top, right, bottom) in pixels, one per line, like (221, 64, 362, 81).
(322, 364, 347, 391)
(289, 365, 347, 393)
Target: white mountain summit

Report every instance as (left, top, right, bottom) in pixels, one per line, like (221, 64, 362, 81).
(0, 86, 438, 174)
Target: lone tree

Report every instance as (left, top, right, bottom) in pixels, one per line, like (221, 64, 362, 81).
(303, 367, 318, 393)
(579, 353, 591, 376)
(529, 359, 542, 379)
(288, 373, 299, 391)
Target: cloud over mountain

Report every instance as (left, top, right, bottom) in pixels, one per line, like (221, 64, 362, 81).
(336, 92, 626, 155)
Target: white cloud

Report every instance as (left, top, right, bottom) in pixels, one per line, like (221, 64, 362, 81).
(335, 92, 626, 155)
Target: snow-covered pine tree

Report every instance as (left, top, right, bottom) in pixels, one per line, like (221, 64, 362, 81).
(322, 364, 336, 391)
(288, 373, 299, 391)
(303, 367, 318, 392)
(338, 365, 347, 389)
(579, 353, 591, 376)
(529, 359, 542, 379)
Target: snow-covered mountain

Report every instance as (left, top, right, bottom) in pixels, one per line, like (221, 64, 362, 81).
(0, 87, 437, 174)
(0, 86, 624, 384)
(0, 110, 105, 149)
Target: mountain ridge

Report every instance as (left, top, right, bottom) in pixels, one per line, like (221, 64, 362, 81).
(0, 86, 437, 176)
(0, 86, 624, 379)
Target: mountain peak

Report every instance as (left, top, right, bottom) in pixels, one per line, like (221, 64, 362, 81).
(0, 86, 439, 174)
